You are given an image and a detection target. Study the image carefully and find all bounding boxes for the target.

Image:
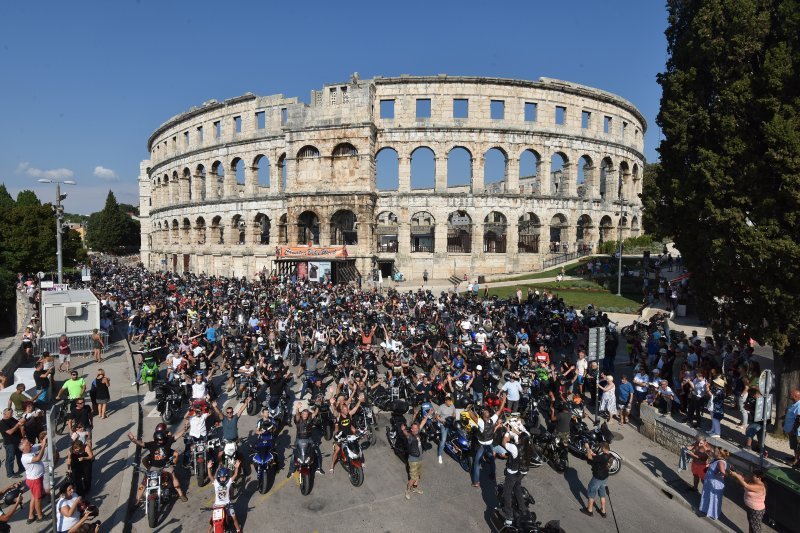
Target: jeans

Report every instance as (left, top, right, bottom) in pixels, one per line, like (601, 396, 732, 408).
(472, 391, 484, 406)
(4, 443, 22, 477)
(711, 417, 722, 436)
(737, 393, 748, 425)
(507, 400, 519, 413)
(503, 471, 525, 519)
(471, 444, 495, 484)
(299, 372, 317, 399)
(438, 425, 449, 457)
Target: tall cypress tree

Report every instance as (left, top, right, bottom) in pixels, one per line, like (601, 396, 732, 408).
(655, 0, 800, 419)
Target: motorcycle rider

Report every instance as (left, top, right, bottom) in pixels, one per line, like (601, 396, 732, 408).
(287, 403, 324, 477)
(236, 359, 257, 397)
(213, 399, 250, 467)
(205, 466, 241, 533)
(467, 392, 507, 488)
(329, 393, 364, 474)
(255, 407, 277, 436)
(500, 430, 526, 526)
(128, 429, 188, 508)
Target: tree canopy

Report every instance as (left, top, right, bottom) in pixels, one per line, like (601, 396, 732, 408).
(654, 0, 800, 413)
(85, 190, 140, 254)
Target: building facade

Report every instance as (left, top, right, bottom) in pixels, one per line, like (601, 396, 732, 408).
(139, 74, 645, 280)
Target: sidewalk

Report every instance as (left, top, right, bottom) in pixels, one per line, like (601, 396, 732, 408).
(0, 323, 138, 531)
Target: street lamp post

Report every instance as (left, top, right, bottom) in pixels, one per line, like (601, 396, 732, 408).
(616, 203, 627, 297)
(38, 179, 76, 284)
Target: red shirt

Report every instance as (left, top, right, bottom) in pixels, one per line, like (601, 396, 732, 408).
(534, 351, 550, 365)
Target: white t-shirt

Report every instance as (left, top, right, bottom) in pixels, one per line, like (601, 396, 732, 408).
(576, 358, 588, 377)
(476, 414, 499, 445)
(501, 381, 523, 402)
(213, 478, 233, 506)
(633, 372, 649, 393)
(22, 447, 45, 480)
(170, 355, 185, 371)
(504, 442, 519, 473)
(57, 495, 81, 531)
(474, 332, 487, 344)
(191, 381, 208, 399)
(189, 413, 210, 438)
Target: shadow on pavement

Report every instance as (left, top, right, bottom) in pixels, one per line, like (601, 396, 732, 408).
(563, 466, 586, 508)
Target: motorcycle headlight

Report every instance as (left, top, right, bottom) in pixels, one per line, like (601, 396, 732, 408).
(195, 443, 205, 452)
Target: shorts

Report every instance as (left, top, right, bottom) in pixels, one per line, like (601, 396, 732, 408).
(96, 399, 109, 405)
(745, 423, 762, 440)
(691, 461, 707, 479)
(587, 477, 608, 499)
(26, 477, 44, 499)
(576, 375, 584, 385)
(59, 354, 71, 364)
(617, 402, 630, 412)
(408, 460, 422, 482)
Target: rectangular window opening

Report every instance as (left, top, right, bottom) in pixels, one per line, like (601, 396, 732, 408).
(416, 98, 431, 119)
(329, 87, 337, 105)
(453, 98, 468, 119)
(256, 111, 265, 129)
(214, 121, 221, 138)
(581, 111, 591, 129)
(234, 116, 242, 133)
(604, 116, 612, 134)
(341, 86, 349, 103)
(555, 106, 567, 125)
(380, 99, 395, 119)
(197, 125, 204, 143)
(490, 99, 505, 120)
(524, 102, 537, 122)
(622, 121, 628, 136)
(183, 131, 189, 146)
(281, 108, 288, 125)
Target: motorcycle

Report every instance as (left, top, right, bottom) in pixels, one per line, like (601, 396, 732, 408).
(205, 505, 236, 533)
(385, 401, 409, 463)
(239, 376, 260, 415)
(141, 355, 160, 392)
(567, 420, 622, 475)
(355, 404, 378, 447)
(132, 463, 176, 529)
(266, 394, 288, 431)
(531, 430, 568, 473)
(219, 441, 246, 499)
(155, 380, 183, 423)
(251, 432, 277, 494)
(184, 435, 220, 487)
(333, 431, 365, 487)
(293, 440, 317, 496)
(492, 483, 537, 532)
(312, 394, 335, 441)
(442, 418, 473, 472)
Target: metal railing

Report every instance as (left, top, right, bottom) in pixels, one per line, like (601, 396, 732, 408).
(542, 248, 591, 270)
(36, 330, 109, 357)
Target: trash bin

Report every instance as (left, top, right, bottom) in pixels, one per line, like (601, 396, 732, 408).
(764, 467, 800, 531)
(477, 275, 485, 284)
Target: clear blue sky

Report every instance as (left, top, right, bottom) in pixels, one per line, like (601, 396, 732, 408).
(0, 0, 668, 214)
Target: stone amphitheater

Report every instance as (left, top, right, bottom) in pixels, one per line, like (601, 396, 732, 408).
(139, 73, 645, 282)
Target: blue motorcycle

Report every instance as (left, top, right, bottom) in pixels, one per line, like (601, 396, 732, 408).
(251, 431, 277, 494)
(443, 418, 473, 472)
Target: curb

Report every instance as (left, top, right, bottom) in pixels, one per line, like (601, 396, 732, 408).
(619, 451, 732, 533)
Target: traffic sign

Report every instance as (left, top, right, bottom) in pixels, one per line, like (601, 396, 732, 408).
(588, 326, 606, 361)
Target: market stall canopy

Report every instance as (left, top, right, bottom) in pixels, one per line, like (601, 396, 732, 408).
(276, 246, 348, 259)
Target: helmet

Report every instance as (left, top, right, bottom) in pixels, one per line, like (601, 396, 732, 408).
(224, 442, 237, 457)
(194, 370, 204, 378)
(216, 467, 230, 482)
(572, 396, 583, 406)
(155, 423, 167, 434)
(257, 337, 264, 344)
(476, 365, 483, 371)
(153, 431, 166, 445)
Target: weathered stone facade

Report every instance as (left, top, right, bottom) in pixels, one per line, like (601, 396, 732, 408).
(139, 74, 646, 279)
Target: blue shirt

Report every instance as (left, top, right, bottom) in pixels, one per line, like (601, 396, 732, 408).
(617, 382, 634, 404)
(784, 400, 800, 435)
(205, 327, 217, 343)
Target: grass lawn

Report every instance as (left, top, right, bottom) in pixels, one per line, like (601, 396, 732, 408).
(488, 281, 642, 313)
(495, 256, 647, 282)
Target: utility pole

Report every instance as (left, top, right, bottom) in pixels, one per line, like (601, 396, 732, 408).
(616, 203, 626, 297)
(38, 178, 76, 284)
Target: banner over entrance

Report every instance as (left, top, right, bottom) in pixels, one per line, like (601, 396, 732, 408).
(276, 246, 348, 259)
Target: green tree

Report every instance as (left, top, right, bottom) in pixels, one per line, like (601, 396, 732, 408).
(655, 0, 800, 421)
(15, 189, 40, 206)
(85, 190, 140, 253)
(640, 162, 666, 238)
(0, 184, 14, 209)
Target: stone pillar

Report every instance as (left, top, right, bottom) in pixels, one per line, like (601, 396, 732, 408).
(633, 177, 642, 205)
(398, 221, 411, 255)
(179, 175, 191, 203)
(284, 157, 296, 193)
(585, 165, 598, 199)
(398, 156, 411, 193)
(563, 162, 576, 197)
(471, 223, 483, 255)
(319, 221, 330, 246)
(472, 156, 484, 194)
(434, 222, 448, 256)
(539, 155, 551, 195)
(224, 165, 236, 198)
(206, 168, 219, 200)
(506, 217, 518, 257)
(506, 158, 520, 194)
(603, 169, 617, 203)
(245, 165, 258, 196)
(434, 157, 447, 193)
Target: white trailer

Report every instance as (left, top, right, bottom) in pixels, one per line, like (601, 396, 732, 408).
(40, 289, 100, 336)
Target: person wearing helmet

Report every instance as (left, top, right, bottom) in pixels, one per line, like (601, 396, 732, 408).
(206, 464, 241, 533)
(127, 427, 188, 508)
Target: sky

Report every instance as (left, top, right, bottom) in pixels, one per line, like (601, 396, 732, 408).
(0, 0, 669, 214)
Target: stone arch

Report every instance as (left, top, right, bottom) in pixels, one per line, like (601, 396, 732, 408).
(376, 147, 399, 191)
(330, 209, 358, 245)
(549, 213, 568, 247)
(631, 215, 641, 236)
(253, 154, 270, 188)
(332, 142, 358, 157)
(297, 210, 320, 245)
(600, 157, 614, 199)
(296, 146, 320, 186)
(195, 164, 206, 201)
(576, 214, 594, 248)
(519, 149, 540, 194)
(195, 216, 206, 245)
(550, 152, 569, 195)
(211, 215, 224, 244)
(331, 143, 359, 182)
(278, 213, 289, 244)
(410, 146, 435, 190)
(447, 146, 472, 189)
(181, 217, 191, 244)
(170, 219, 179, 245)
(297, 145, 320, 159)
(231, 157, 245, 186)
(619, 215, 629, 240)
(599, 215, 614, 243)
(447, 210, 472, 253)
(577, 155, 594, 198)
(410, 211, 435, 253)
(183, 167, 192, 201)
(230, 214, 246, 245)
(518, 212, 541, 253)
(376, 211, 399, 252)
(277, 153, 287, 191)
(211, 160, 225, 197)
(254, 213, 270, 245)
(483, 211, 507, 253)
(484, 147, 508, 192)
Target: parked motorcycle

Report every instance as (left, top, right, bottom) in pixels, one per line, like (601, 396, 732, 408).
(251, 432, 277, 494)
(493, 482, 537, 530)
(333, 431, 365, 487)
(184, 435, 220, 487)
(141, 355, 160, 392)
(204, 505, 236, 533)
(531, 430, 568, 472)
(442, 418, 473, 472)
(132, 463, 176, 528)
(567, 420, 622, 475)
(219, 440, 246, 499)
(356, 404, 378, 447)
(293, 440, 317, 496)
(312, 394, 335, 441)
(155, 380, 183, 423)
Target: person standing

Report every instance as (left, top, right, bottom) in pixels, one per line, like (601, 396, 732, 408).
(782, 389, 800, 467)
(55, 482, 82, 533)
(501, 374, 523, 413)
(729, 468, 767, 533)
(0, 408, 24, 478)
(699, 447, 729, 520)
(686, 436, 711, 491)
(422, 269, 428, 285)
(405, 413, 431, 500)
(598, 375, 617, 420)
(436, 395, 456, 464)
(91, 329, 104, 363)
(92, 369, 111, 419)
(58, 334, 72, 373)
(582, 441, 612, 517)
(616, 375, 634, 425)
(500, 430, 526, 526)
(467, 394, 506, 488)
(21, 435, 47, 524)
(67, 438, 94, 496)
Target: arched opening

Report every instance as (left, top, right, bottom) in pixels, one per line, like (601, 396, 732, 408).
(599, 215, 614, 243)
(632, 163, 640, 199)
(483, 211, 507, 253)
(410, 146, 435, 190)
(297, 145, 320, 159)
(277, 153, 287, 191)
(576, 214, 594, 253)
(231, 214, 245, 245)
(376, 147, 399, 191)
(183, 168, 192, 200)
(181, 218, 191, 244)
(619, 215, 629, 240)
(254, 155, 270, 188)
(211, 161, 224, 197)
(600, 157, 613, 199)
(631, 215, 641, 236)
(619, 161, 630, 200)
(376, 211, 399, 252)
(297, 211, 320, 245)
(519, 149, 540, 194)
(330, 209, 358, 245)
(447, 211, 472, 253)
(551, 152, 568, 195)
(447, 146, 472, 189)
(332, 143, 358, 157)
(484, 147, 508, 193)
(171, 219, 179, 245)
(254, 213, 270, 245)
(211, 216, 224, 244)
(195, 217, 206, 245)
(232, 157, 245, 186)
(549, 214, 568, 250)
(195, 164, 206, 201)
(518, 213, 541, 253)
(278, 214, 288, 244)
(577, 155, 593, 197)
(410, 211, 435, 253)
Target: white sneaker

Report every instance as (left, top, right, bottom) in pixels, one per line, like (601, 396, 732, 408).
(131, 381, 137, 386)
(438, 456, 442, 464)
